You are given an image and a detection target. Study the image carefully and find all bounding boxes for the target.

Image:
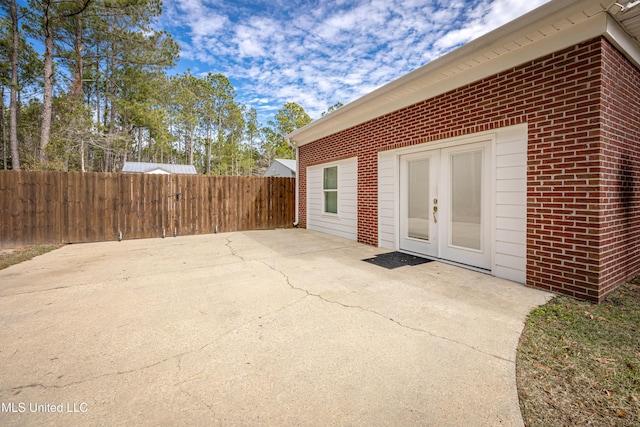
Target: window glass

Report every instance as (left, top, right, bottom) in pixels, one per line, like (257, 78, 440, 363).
(323, 166, 338, 214)
(323, 166, 337, 190)
(324, 191, 338, 214)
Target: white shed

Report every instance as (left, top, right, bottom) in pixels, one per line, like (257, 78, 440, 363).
(264, 159, 296, 178)
(122, 162, 197, 175)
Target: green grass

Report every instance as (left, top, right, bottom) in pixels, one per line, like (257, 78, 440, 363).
(0, 244, 62, 270)
(517, 279, 640, 426)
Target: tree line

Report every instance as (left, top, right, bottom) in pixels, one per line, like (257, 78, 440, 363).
(0, 0, 332, 175)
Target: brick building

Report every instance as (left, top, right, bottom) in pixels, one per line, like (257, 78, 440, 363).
(287, 0, 640, 302)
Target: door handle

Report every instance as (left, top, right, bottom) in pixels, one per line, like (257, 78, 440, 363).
(433, 206, 438, 223)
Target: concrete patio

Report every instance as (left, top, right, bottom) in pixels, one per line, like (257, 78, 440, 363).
(0, 229, 552, 426)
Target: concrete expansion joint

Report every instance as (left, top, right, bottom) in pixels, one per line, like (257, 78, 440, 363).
(260, 259, 513, 364)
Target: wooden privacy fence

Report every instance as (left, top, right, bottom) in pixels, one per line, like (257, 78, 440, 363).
(0, 171, 295, 247)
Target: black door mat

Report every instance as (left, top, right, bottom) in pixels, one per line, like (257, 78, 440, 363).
(362, 251, 433, 269)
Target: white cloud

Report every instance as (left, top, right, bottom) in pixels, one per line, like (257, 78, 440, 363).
(163, 0, 552, 121)
(173, 0, 228, 37)
(435, 0, 551, 51)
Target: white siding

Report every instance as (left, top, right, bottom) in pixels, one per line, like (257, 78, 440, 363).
(494, 125, 527, 283)
(307, 157, 358, 240)
(378, 152, 396, 250)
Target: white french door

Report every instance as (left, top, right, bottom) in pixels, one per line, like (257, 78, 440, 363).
(399, 141, 492, 270)
(399, 151, 439, 257)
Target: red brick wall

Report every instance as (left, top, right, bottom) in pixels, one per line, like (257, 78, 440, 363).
(298, 37, 639, 301)
(597, 41, 640, 300)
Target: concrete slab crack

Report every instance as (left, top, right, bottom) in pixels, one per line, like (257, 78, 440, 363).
(225, 236, 246, 262)
(2, 351, 188, 394)
(260, 259, 514, 364)
(195, 294, 307, 356)
(3, 291, 310, 396)
(0, 284, 96, 298)
(178, 387, 221, 420)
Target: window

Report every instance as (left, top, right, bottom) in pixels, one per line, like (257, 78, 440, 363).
(323, 166, 338, 214)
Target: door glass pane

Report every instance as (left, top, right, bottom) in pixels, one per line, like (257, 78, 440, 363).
(451, 150, 482, 250)
(408, 158, 430, 240)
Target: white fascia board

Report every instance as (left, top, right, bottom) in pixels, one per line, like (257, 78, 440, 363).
(288, 0, 616, 147)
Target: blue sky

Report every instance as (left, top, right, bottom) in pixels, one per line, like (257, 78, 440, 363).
(161, 0, 551, 123)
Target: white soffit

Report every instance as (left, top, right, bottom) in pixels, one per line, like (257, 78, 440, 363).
(288, 0, 640, 147)
(616, 0, 640, 44)
(607, 2, 640, 66)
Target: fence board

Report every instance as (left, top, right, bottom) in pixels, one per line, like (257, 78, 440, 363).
(85, 173, 97, 242)
(216, 177, 226, 232)
(258, 178, 267, 229)
(173, 174, 182, 236)
(44, 171, 60, 243)
(242, 178, 251, 231)
(15, 171, 28, 244)
(65, 172, 78, 242)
